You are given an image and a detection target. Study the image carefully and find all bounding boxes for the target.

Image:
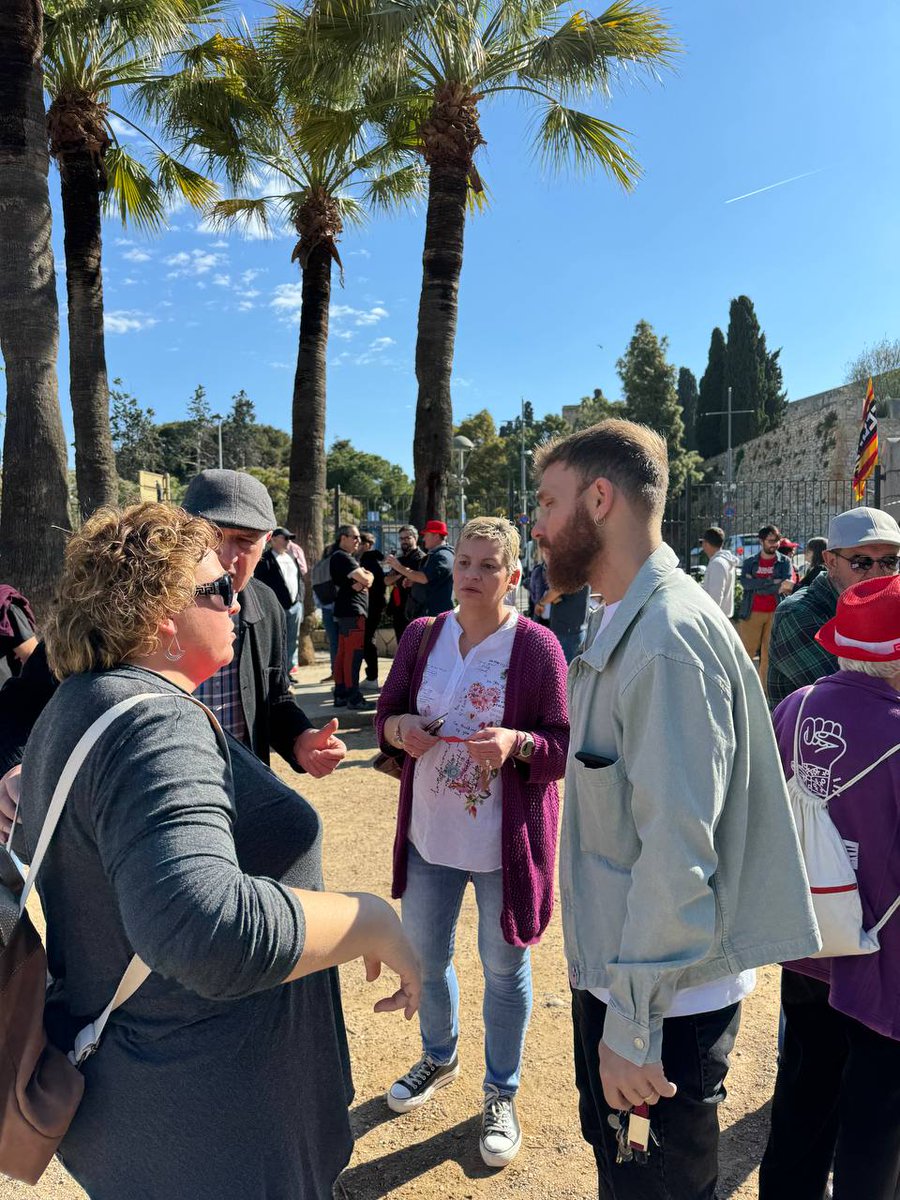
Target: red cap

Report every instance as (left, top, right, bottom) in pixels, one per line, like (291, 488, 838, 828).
(423, 520, 448, 536)
(816, 575, 900, 662)
(778, 538, 799, 552)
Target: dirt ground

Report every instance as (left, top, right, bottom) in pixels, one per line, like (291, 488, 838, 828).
(1, 659, 780, 1200)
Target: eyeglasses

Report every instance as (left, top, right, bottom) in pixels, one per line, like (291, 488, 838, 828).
(194, 573, 236, 608)
(833, 552, 900, 573)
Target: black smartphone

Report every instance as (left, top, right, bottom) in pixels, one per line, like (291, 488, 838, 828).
(422, 715, 446, 736)
(574, 750, 617, 770)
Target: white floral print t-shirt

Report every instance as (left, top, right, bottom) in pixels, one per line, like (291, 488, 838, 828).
(409, 610, 518, 873)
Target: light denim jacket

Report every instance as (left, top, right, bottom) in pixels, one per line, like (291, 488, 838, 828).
(560, 544, 819, 1066)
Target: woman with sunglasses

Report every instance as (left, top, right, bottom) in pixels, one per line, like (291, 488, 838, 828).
(16, 503, 420, 1200)
(375, 517, 568, 1169)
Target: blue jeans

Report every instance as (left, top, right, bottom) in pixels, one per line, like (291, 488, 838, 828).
(401, 843, 533, 1096)
(283, 600, 303, 673)
(555, 627, 586, 665)
(321, 605, 339, 669)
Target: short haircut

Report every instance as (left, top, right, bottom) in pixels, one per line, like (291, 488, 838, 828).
(703, 526, 725, 549)
(337, 524, 357, 539)
(837, 657, 900, 678)
(458, 516, 521, 572)
(533, 418, 669, 519)
(45, 502, 218, 679)
(359, 530, 375, 543)
(398, 524, 418, 539)
(758, 524, 780, 540)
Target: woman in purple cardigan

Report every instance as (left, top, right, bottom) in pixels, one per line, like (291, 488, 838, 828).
(375, 517, 568, 1169)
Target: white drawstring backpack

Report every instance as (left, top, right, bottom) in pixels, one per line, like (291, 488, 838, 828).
(787, 682, 900, 958)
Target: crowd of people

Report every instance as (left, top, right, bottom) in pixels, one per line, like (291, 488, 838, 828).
(0, 422, 897, 1199)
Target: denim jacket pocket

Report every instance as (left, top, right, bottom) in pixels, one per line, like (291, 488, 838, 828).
(574, 757, 640, 866)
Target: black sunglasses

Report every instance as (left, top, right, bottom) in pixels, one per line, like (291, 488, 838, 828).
(194, 573, 235, 607)
(833, 552, 900, 573)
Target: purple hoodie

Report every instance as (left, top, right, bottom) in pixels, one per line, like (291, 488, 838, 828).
(376, 613, 569, 947)
(773, 670, 900, 1040)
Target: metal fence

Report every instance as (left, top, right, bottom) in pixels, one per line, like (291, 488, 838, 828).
(325, 488, 525, 553)
(663, 478, 878, 568)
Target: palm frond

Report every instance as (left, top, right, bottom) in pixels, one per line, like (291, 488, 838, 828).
(103, 146, 168, 230)
(153, 151, 219, 207)
(362, 162, 426, 212)
(333, 194, 367, 228)
(535, 102, 640, 187)
(206, 195, 276, 236)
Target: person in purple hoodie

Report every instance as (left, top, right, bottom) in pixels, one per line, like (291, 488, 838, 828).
(375, 516, 569, 1170)
(760, 573, 900, 1200)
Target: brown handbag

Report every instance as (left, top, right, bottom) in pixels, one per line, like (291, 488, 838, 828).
(372, 617, 437, 781)
(0, 692, 223, 1183)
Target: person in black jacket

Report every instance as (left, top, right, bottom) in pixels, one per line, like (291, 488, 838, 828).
(253, 526, 305, 674)
(0, 471, 346, 841)
(358, 531, 386, 688)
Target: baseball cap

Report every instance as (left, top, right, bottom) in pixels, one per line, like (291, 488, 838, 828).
(183, 469, 276, 532)
(816, 575, 900, 662)
(423, 519, 448, 536)
(272, 526, 294, 539)
(827, 507, 900, 550)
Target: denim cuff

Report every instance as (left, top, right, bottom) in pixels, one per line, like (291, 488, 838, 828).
(601, 1002, 664, 1066)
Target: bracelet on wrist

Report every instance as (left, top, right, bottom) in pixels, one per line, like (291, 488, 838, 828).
(394, 717, 405, 748)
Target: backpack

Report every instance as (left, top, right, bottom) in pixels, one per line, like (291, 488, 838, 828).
(787, 682, 900, 958)
(0, 692, 223, 1184)
(311, 550, 337, 606)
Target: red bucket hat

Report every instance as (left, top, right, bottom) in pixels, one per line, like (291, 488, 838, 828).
(423, 519, 448, 536)
(816, 575, 900, 662)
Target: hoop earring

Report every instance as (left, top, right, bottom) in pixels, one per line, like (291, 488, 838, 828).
(594, 515, 605, 529)
(164, 633, 185, 663)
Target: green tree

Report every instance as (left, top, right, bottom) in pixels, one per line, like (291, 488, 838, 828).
(568, 388, 622, 430)
(221, 388, 256, 468)
(758, 334, 787, 431)
(0, 0, 70, 613)
(186, 383, 213, 474)
(724, 295, 764, 448)
(696, 326, 727, 460)
(845, 336, 900, 414)
(676, 367, 698, 450)
(616, 319, 698, 495)
(43, 0, 221, 517)
(454, 410, 508, 506)
(326, 438, 411, 505)
(110, 377, 162, 481)
(297, 0, 678, 527)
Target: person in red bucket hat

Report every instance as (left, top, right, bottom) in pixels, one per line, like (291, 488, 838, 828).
(386, 519, 455, 617)
(761, 573, 900, 1200)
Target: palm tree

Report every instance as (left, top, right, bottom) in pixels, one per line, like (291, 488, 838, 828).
(0, 0, 71, 616)
(43, 0, 221, 517)
(157, 24, 422, 662)
(285, 0, 678, 526)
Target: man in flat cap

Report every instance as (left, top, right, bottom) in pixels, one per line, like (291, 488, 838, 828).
(181, 470, 345, 777)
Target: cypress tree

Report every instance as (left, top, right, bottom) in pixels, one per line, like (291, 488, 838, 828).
(725, 295, 764, 447)
(676, 367, 699, 450)
(758, 333, 788, 431)
(696, 327, 727, 459)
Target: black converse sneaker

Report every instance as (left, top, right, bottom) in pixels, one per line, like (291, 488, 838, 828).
(479, 1085, 522, 1167)
(386, 1054, 460, 1113)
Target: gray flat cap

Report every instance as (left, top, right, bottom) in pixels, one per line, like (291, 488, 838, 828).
(183, 469, 276, 532)
(828, 506, 900, 550)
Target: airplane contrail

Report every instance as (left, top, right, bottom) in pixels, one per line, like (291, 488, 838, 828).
(725, 167, 827, 205)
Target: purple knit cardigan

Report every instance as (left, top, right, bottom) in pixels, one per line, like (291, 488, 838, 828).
(375, 612, 569, 947)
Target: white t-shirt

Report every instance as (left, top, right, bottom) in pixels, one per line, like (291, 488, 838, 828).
(584, 601, 756, 1016)
(276, 550, 300, 604)
(409, 610, 518, 873)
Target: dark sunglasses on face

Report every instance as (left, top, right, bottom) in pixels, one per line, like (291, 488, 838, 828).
(194, 573, 235, 607)
(834, 552, 900, 573)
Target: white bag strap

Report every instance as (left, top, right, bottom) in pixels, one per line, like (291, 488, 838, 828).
(17, 690, 226, 1065)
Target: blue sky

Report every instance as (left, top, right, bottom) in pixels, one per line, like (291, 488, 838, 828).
(40, 1, 900, 474)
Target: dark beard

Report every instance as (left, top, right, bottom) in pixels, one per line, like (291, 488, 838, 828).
(543, 499, 604, 594)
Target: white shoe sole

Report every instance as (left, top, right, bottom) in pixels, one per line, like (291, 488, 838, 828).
(385, 1062, 460, 1113)
(479, 1128, 522, 1168)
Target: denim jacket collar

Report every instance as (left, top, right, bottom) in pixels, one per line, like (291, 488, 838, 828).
(580, 543, 679, 674)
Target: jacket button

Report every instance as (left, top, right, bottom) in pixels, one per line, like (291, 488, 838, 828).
(633, 1037, 645, 1050)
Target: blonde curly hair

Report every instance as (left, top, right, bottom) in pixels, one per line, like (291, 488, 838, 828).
(45, 502, 219, 679)
(459, 517, 521, 572)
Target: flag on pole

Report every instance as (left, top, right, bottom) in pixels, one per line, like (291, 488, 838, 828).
(852, 377, 879, 501)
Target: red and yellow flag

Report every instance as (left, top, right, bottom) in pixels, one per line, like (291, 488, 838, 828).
(852, 377, 879, 501)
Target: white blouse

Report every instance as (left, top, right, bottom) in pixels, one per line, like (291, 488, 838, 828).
(409, 610, 518, 873)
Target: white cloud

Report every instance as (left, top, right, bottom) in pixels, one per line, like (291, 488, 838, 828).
(269, 360, 293, 370)
(354, 305, 389, 326)
(165, 248, 226, 278)
(104, 310, 159, 334)
(270, 289, 390, 337)
(238, 300, 255, 311)
(241, 268, 264, 284)
(333, 335, 398, 368)
(123, 277, 137, 286)
(371, 336, 395, 350)
(115, 237, 134, 246)
(122, 248, 152, 263)
(270, 281, 303, 320)
(213, 273, 231, 287)
(349, 248, 371, 259)
(108, 115, 133, 139)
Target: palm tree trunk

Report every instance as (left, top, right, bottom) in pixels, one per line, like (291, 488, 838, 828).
(0, 0, 70, 618)
(410, 161, 468, 530)
(59, 146, 118, 518)
(287, 242, 331, 667)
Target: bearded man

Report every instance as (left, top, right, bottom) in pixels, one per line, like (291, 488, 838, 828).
(532, 419, 819, 1200)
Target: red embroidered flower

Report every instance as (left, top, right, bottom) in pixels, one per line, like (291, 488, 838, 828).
(467, 682, 500, 712)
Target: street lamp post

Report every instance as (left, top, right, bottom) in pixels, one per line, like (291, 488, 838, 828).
(211, 413, 224, 470)
(452, 434, 474, 525)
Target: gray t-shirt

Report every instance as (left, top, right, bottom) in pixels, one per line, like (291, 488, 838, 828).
(20, 665, 352, 1200)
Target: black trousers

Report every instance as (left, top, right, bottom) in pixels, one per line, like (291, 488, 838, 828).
(572, 987, 741, 1200)
(759, 970, 900, 1200)
(362, 603, 384, 681)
